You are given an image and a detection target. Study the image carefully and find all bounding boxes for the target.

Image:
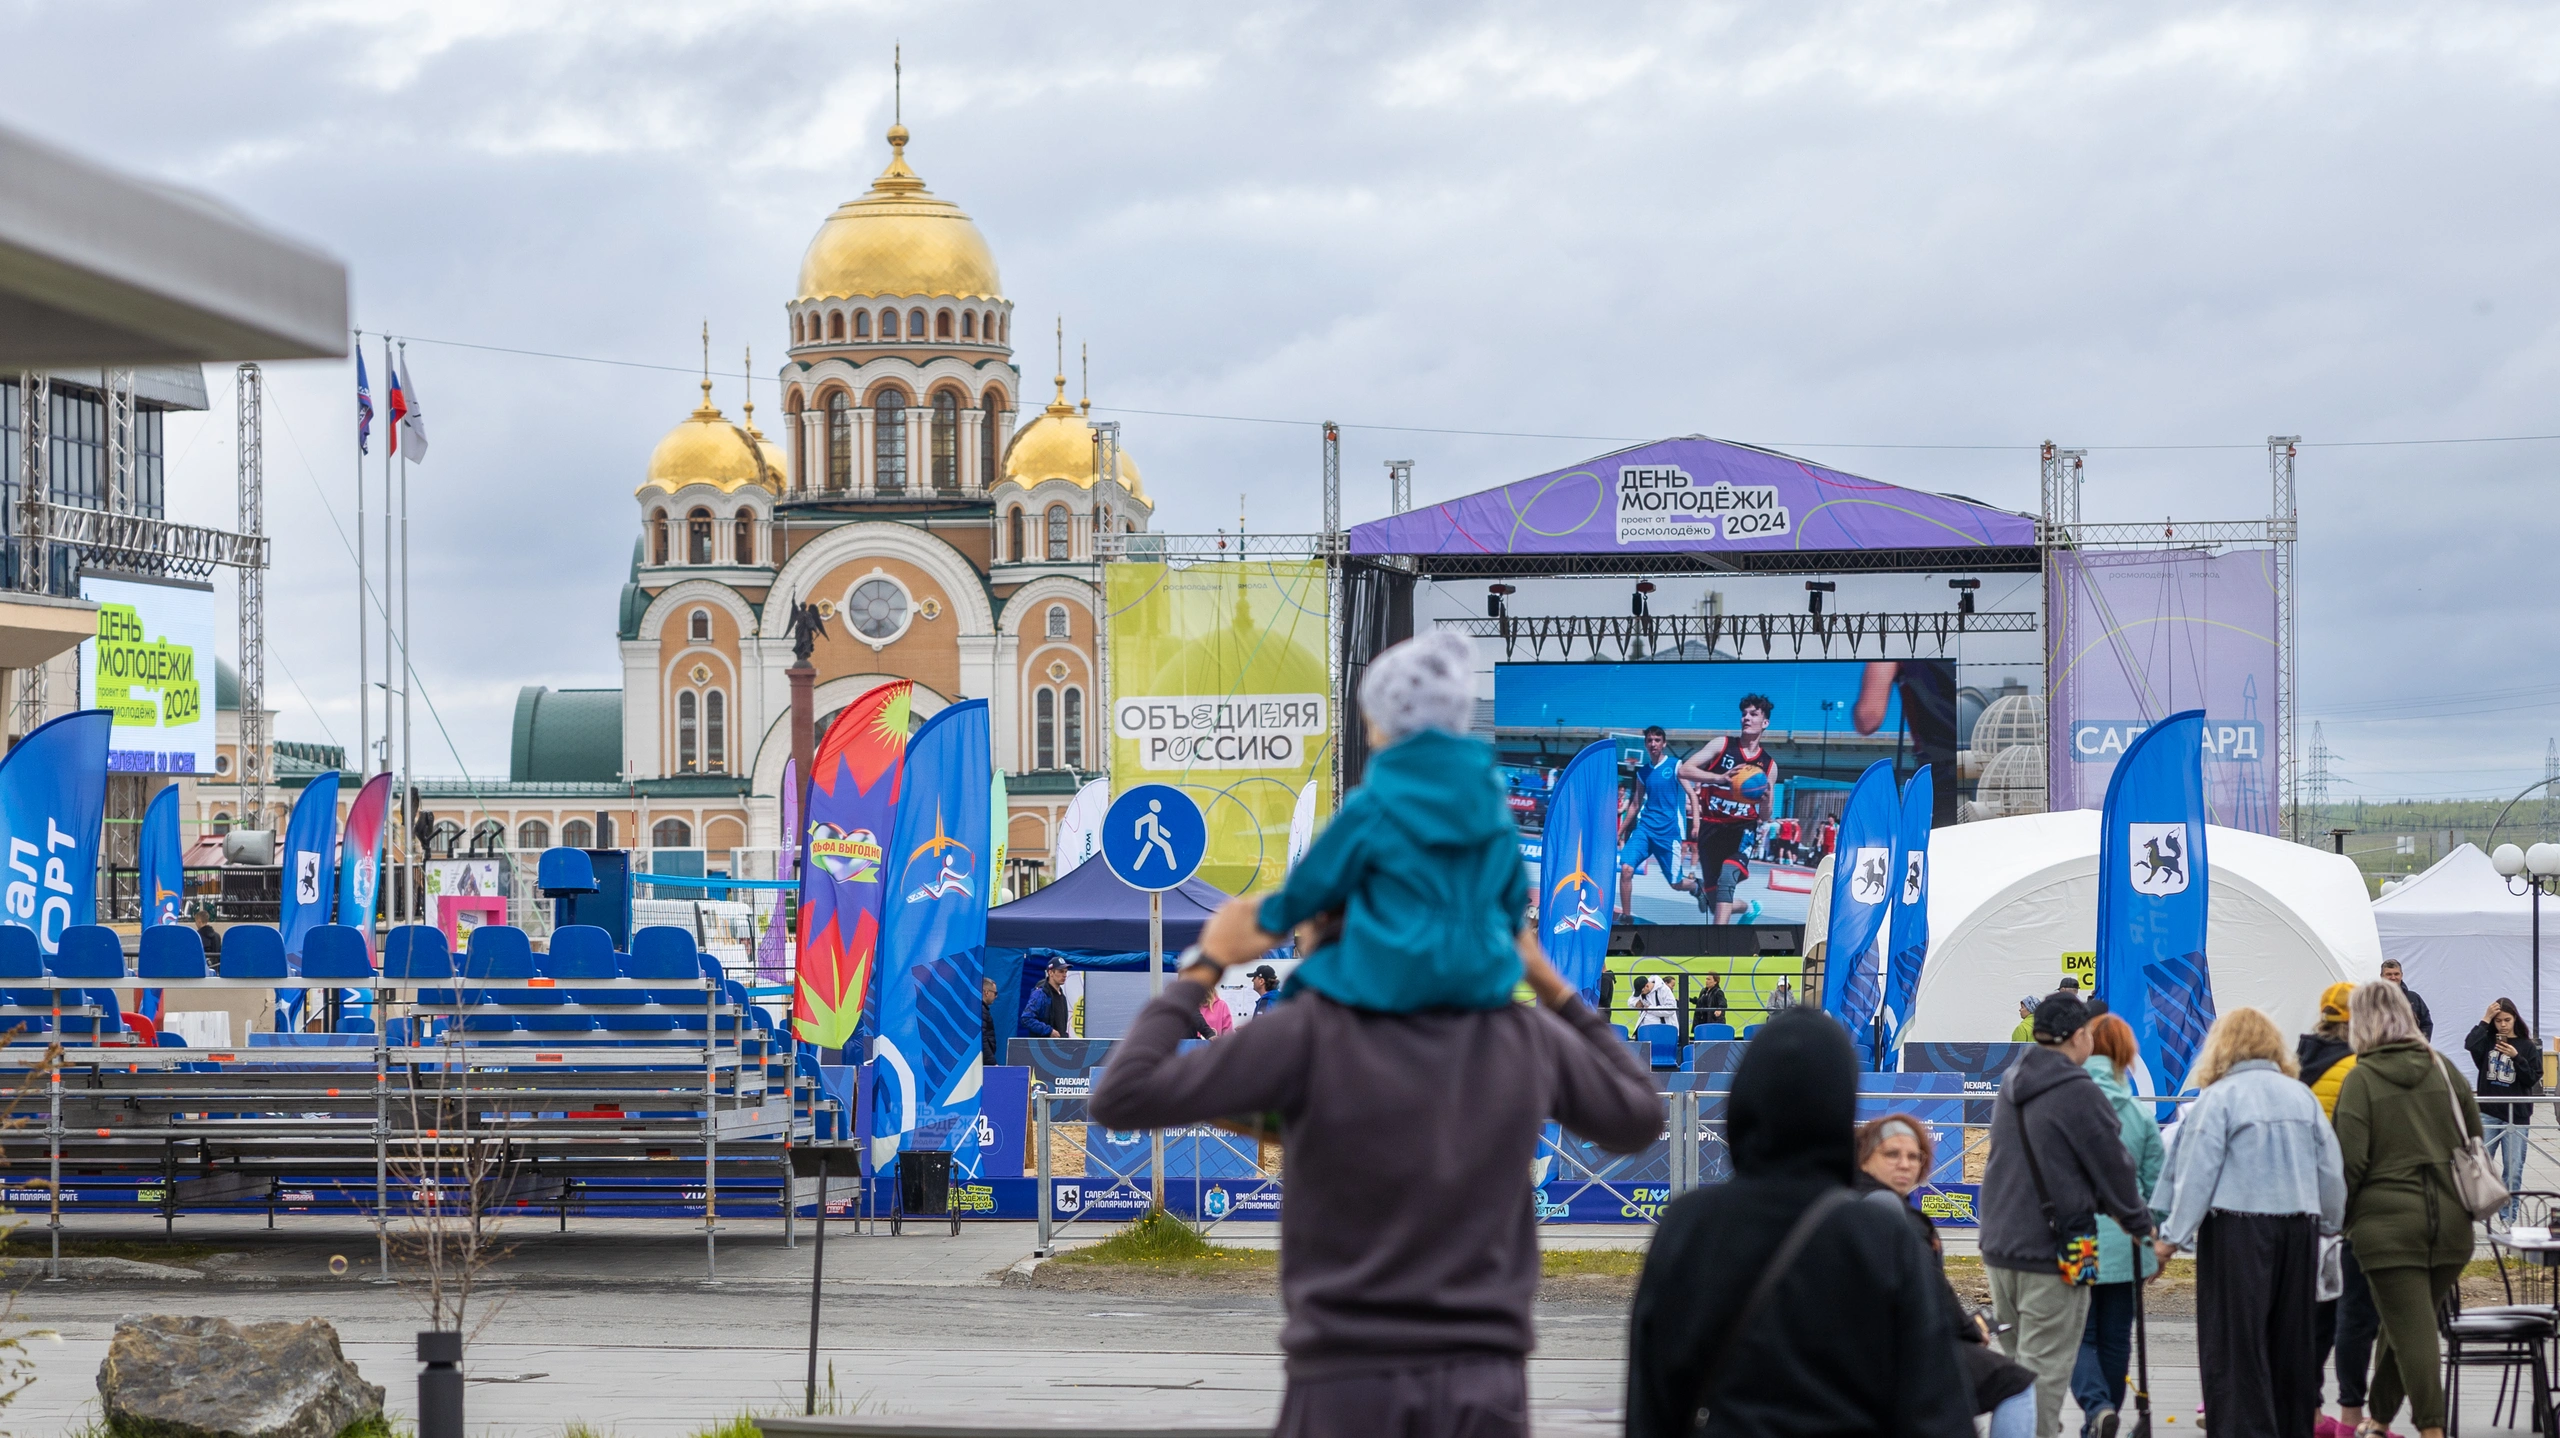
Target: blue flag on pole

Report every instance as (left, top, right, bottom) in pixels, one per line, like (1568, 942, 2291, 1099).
(277, 772, 339, 1032)
(137, 782, 184, 1022)
(1881, 764, 1934, 1065)
(0, 710, 111, 959)
(1537, 739, 1619, 1008)
(868, 699, 992, 1176)
(2097, 710, 2214, 1107)
(1823, 760, 1899, 1066)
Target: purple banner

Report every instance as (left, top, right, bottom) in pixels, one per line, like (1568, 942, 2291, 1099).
(1347, 436, 2036, 557)
(2046, 548, 2279, 834)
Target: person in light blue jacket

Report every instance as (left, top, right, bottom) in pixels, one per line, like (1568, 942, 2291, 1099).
(2070, 1014, 2165, 1438)
(2148, 1007, 2347, 1438)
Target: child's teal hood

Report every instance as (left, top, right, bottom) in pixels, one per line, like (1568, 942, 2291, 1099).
(1361, 729, 1515, 849)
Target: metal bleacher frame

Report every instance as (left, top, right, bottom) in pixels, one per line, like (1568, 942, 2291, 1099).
(0, 923, 838, 1282)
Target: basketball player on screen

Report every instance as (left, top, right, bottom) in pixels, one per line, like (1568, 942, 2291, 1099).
(1679, 694, 1777, 924)
(1617, 725, 1699, 921)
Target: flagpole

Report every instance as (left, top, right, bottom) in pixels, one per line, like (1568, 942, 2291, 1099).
(384, 336, 400, 924)
(397, 341, 415, 937)
(354, 330, 370, 929)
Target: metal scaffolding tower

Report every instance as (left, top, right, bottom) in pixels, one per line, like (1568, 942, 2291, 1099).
(1323, 422, 1342, 810)
(237, 364, 267, 826)
(105, 368, 134, 514)
(2542, 739, 2558, 842)
(12, 371, 49, 738)
(1386, 459, 1413, 516)
(2270, 437, 2301, 841)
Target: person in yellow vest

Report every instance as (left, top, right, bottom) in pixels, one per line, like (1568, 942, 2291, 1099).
(2297, 981, 2372, 1438)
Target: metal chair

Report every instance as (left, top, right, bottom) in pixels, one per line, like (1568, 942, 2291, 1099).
(2441, 1279, 2560, 1434)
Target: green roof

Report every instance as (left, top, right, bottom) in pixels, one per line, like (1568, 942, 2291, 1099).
(274, 739, 345, 780)
(510, 686, 624, 783)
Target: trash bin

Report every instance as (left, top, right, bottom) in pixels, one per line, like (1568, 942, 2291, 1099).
(893, 1149, 956, 1235)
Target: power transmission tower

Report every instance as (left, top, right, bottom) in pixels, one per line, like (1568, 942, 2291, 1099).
(2305, 720, 2330, 833)
(1386, 459, 1412, 515)
(2269, 437, 2301, 841)
(2543, 739, 2558, 843)
(237, 363, 267, 827)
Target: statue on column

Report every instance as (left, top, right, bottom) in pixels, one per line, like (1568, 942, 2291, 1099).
(782, 598, 828, 668)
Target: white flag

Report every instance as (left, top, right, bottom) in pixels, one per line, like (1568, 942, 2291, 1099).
(397, 356, 429, 460)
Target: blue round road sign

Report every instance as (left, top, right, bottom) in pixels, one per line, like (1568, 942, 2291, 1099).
(1102, 784, 1207, 892)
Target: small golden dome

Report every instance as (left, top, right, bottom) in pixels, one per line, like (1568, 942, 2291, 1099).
(1000, 376, 1151, 506)
(637, 382, 783, 496)
(797, 126, 1002, 304)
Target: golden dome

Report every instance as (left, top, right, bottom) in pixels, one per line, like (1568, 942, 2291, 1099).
(796, 126, 1003, 304)
(1001, 376, 1151, 506)
(636, 382, 784, 496)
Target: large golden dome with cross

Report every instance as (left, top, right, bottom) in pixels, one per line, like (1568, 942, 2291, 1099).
(795, 126, 1003, 304)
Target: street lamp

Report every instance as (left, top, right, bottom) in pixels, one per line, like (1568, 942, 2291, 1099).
(2491, 841, 2560, 1049)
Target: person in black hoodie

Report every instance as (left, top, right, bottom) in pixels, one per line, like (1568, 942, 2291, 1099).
(1980, 994, 2155, 1438)
(2464, 996, 2539, 1217)
(1627, 1010, 1972, 1438)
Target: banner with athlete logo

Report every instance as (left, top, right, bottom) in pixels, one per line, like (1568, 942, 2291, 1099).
(1105, 560, 1331, 895)
(1881, 765, 1934, 1066)
(1538, 739, 1620, 1007)
(1822, 760, 1899, 1067)
(795, 681, 911, 1050)
(870, 698, 991, 1175)
(136, 781, 184, 1023)
(2097, 709, 2214, 1105)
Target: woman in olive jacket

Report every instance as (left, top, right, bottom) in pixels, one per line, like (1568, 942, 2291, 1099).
(2333, 980, 2483, 1438)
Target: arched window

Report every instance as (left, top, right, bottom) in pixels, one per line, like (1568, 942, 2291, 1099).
(1063, 687, 1084, 769)
(935, 309, 953, 338)
(688, 609, 710, 643)
(908, 308, 927, 338)
(1034, 688, 1056, 769)
(562, 818, 594, 849)
(733, 509, 755, 564)
(961, 311, 976, 339)
(879, 308, 898, 339)
(1007, 506, 1025, 562)
(470, 819, 506, 856)
(930, 390, 959, 492)
(828, 311, 845, 340)
(791, 314, 803, 344)
(653, 818, 693, 848)
(1000, 313, 1008, 342)
(677, 691, 699, 773)
(981, 391, 1002, 487)
(687, 508, 714, 564)
(825, 392, 852, 489)
(516, 819, 551, 850)
(1045, 604, 1069, 639)
(874, 389, 908, 495)
(706, 690, 727, 772)
(212, 811, 233, 835)
(852, 309, 871, 339)
(651, 509, 669, 566)
(1045, 503, 1072, 561)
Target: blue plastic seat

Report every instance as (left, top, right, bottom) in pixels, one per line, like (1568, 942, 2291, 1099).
(543, 925, 619, 979)
(303, 925, 376, 979)
(157, 1032, 188, 1047)
(460, 1014, 522, 1033)
(537, 846, 597, 893)
(514, 1013, 597, 1033)
(626, 926, 700, 980)
(220, 925, 288, 979)
(1611, 1023, 1632, 1040)
(0, 926, 40, 978)
(336, 1016, 375, 1034)
(1741, 1024, 1763, 1039)
(139, 925, 208, 978)
(1692, 1023, 1737, 1042)
(50, 925, 125, 979)
(1633, 1023, 1683, 1069)
(464, 925, 536, 979)
(382, 925, 453, 979)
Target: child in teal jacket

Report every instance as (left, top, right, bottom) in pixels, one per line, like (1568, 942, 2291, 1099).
(1256, 631, 1528, 1012)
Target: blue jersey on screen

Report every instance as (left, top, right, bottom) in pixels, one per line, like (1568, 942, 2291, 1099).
(1635, 753, 1686, 839)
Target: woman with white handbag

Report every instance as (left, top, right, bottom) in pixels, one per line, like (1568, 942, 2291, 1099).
(2334, 979, 2495, 1438)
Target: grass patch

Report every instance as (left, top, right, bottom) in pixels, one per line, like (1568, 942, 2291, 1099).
(684, 1418, 761, 1438)
(1048, 1208, 1278, 1274)
(0, 1235, 224, 1264)
(1541, 1249, 1646, 1279)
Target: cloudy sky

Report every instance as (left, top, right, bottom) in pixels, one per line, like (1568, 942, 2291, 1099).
(7, 1, 2557, 805)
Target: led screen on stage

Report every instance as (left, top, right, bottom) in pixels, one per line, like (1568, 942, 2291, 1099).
(1491, 658, 1956, 926)
(78, 576, 216, 774)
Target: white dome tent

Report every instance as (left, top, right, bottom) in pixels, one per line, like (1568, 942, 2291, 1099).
(1894, 811, 2381, 1050)
(2370, 842, 2560, 1065)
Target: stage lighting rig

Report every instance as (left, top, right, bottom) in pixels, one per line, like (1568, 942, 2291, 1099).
(1949, 578, 1981, 615)
(1632, 580, 1656, 618)
(1805, 581, 1836, 616)
(1487, 583, 1516, 618)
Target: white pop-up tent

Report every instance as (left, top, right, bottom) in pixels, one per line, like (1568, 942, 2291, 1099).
(1897, 811, 2382, 1046)
(2371, 843, 2560, 1065)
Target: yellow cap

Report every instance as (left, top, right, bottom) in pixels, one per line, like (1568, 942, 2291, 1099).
(2320, 981, 2355, 1025)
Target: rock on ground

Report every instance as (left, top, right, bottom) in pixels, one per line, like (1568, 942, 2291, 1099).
(98, 1314, 385, 1438)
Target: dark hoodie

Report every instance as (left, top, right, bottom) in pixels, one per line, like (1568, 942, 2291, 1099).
(1627, 1011, 1973, 1438)
(1978, 1043, 2153, 1271)
(1259, 728, 1529, 1012)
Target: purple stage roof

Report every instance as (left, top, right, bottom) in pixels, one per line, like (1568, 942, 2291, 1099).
(1347, 435, 2036, 558)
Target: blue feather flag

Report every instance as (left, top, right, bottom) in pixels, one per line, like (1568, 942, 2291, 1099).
(868, 699, 992, 1176)
(1536, 739, 1619, 1008)
(2096, 710, 2214, 1110)
(1823, 760, 1899, 1068)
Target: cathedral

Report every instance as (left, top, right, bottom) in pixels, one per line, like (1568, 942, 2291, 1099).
(481, 120, 1149, 892)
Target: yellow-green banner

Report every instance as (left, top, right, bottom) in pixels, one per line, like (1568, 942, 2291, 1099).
(1106, 559, 1331, 897)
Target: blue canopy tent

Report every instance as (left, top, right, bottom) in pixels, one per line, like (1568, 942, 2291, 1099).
(984, 857, 1244, 1045)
